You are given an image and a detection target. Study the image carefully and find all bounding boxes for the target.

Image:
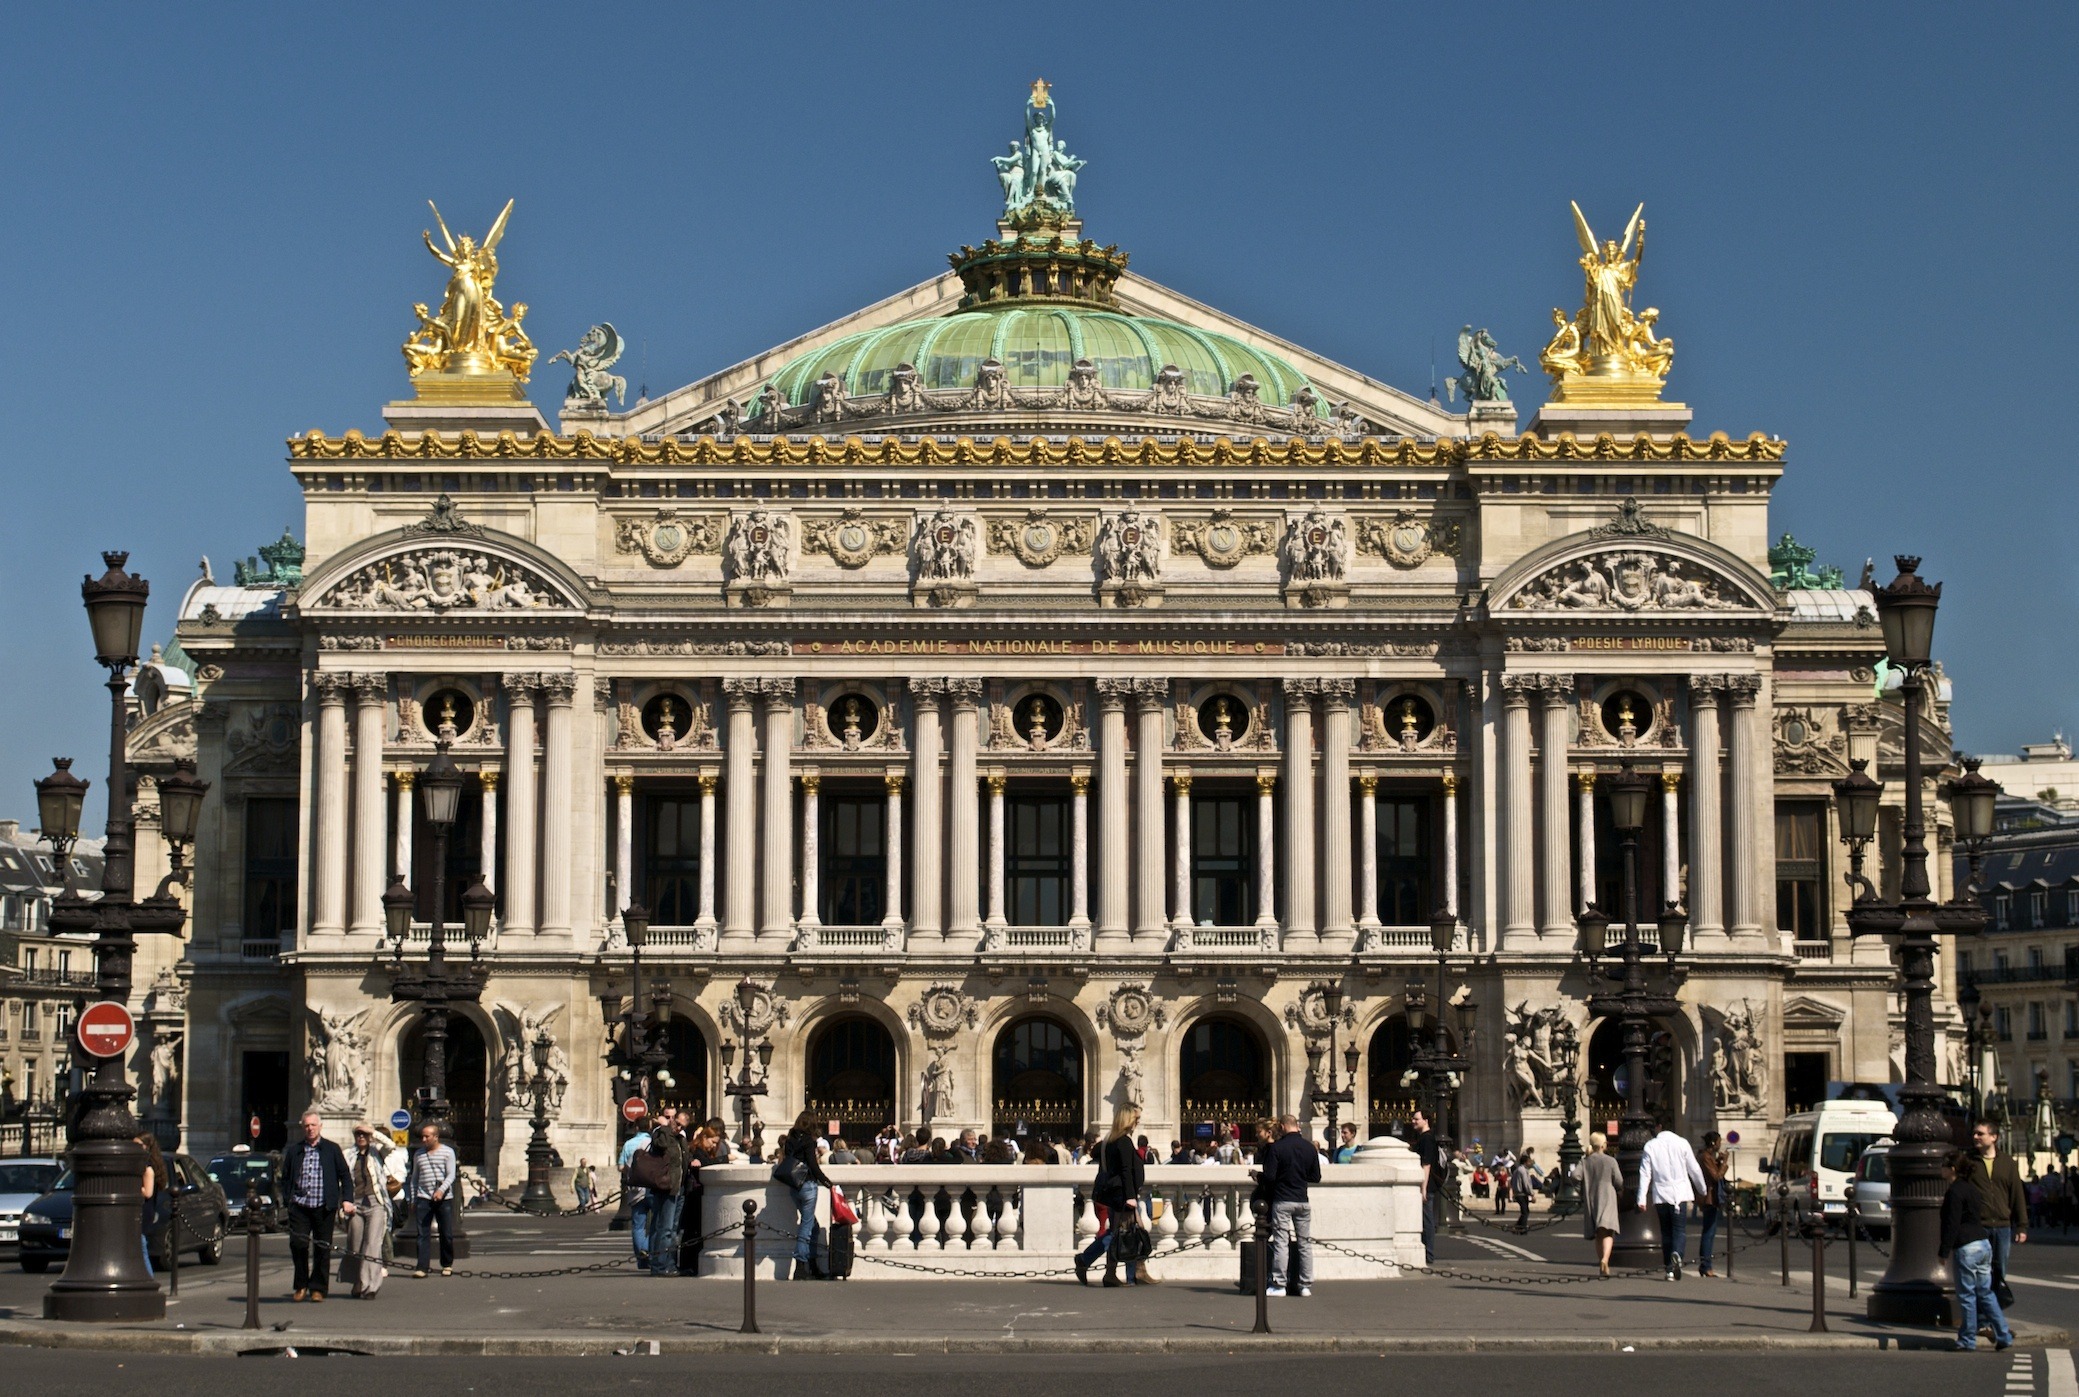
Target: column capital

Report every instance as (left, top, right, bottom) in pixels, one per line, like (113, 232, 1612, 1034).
(1070, 770, 1091, 794)
(907, 677, 948, 698)
(1320, 676, 1356, 707)
(722, 677, 759, 710)
(698, 769, 721, 794)
(1170, 769, 1193, 794)
(1256, 771, 1278, 796)
(1661, 769, 1682, 793)
(1356, 771, 1377, 796)
(759, 676, 797, 702)
(947, 676, 984, 708)
(349, 671, 388, 702)
(394, 769, 416, 791)
(1537, 674, 1575, 705)
(1575, 768, 1599, 794)
(1724, 673, 1761, 705)
(1440, 770, 1458, 796)
(885, 770, 907, 794)
(1094, 678, 1131, 711)
(1686, 672, 1728, 698)
(801, 771, 821, 794)
(500, 670, 543, 697)
(612, 773, 633, 796)
(1281, 676, 1320, 700)
(1499, 673, 1538, 706)
(1130, 676, 1169, 711)
(539, 671, 578, 705)
(479, 769, 499, 793)
(984, 770, 1007, 795)
(313, 671, 351, 703)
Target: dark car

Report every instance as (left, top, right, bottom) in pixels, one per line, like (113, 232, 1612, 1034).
(18, 1152, 230, 1273)
(206, 1150, 285, 1232)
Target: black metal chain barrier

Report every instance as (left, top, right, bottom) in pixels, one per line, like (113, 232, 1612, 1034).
(445, 1219, 742, 1280)
(475, 1186, 626, 1219)
(1313, 1235, 1662, 1286)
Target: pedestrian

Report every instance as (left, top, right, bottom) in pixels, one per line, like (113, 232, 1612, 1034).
(1696, 1131, 1729, 1278)
(775, 1111, 831, 1279)
(343, 1124, 391, 1298)
(618, 1118, 652, 1268)
(642, 1112, 689, 1277)
(1966, 1118, 2029, 1301)
(136, 1132, 170, 1277)
(1407, 1109, 1440, 1264)
(572, 1158, 596, 1213)
(954, 1128, 981, 1164)
(1075, 1104, 1155, 1287)
(1636, 1117, 1707, 1281)
(1333, 1122, 1361, 1165)
(1492, 1147, 1515, 1214)
(282, 1110, 355, 1300)
(1940, 1154, 2015, 1352)
(1252, 1112, 1320, 1297)
(409, 1123, 458, 1278)
(1581, 1131, 1622, 1277)
(1510, 1148, 1543, 1233)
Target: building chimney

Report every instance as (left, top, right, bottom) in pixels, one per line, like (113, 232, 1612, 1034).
(0, 820, 18, 842)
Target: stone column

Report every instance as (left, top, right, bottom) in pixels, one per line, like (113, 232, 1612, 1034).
(1576, 769, 1598, 913)
(1687, 674, 1726, 947)
(1498, 676, 1535, 950)
(1725, 674, 1763, 944)
(502, 673, 539, 935)
(883, 771, 905, 934)
(1661, 771, 1682, 909)
(946, 678, 983, 943)
(613, 773, 633, 919)
(1281, 679, 1318, 944)
(797, 770, 821, 931)
(760, 679, 796, 938)
(311, 672, 349, 936)
(1355, 771, 1379, 933)
(1170, 771, 1194, 930)
(392, 771, 414, 880)
(1319, 679, 1356, 947)
(1133, 679, 1169, 944)
(478, 771, 498, 907)
(719, 682, 758, 946)
(907, 679, 945, 937)
(1255, 771, 1279, 932)
(349, 674, 387, 936)
(1069, 769, 1092, 932)
(985, 771, 1008, 930)
(1095, 681, 1131, 949)
(1538, 677, 1574, 944)
(696, 770, 719, 932)
(538, 673, 576, 938)
(1440, 771, 1460, 921)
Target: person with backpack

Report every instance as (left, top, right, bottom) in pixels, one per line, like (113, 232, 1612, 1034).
(774, 1112, 832, 1279)
(618, 1115, 653, 1268)
(1074, 1104, 1155, 1287)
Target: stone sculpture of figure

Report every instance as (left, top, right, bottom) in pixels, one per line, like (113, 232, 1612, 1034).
(1503, 1032, 1544, 1110)
(548, 322, 628, 408)
(1448, 325, 1528, 404)
(993, 79, 1087, 221)
(150, 1033, 182, 1115)
(1502, 1003, 1559, 1110)
(913, 508, 978, 582)
(1712, 1001, 1768, 1114)
(887, 362, 927, 414)
(1558, 559, 1612, 608)
(725, 509, 792, 583)
(920, 1046, 955, 1126)
(1147, 364, 1190, 416)
(308, 1007, 370, 1115)
(991, 141, 1030, 212)
(1116, 1044, 1146, 1109)
(1282, 510, 1347, 584)
(1095, 510, 1162, 586)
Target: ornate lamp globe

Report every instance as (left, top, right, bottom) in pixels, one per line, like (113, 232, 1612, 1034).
(1873, 555, 1941, 669)
(156, 757, 210, 849)
(1832, 758, 1883, 846)
(1606, 763, 1652, 834)
(34, 758, 88, 849)
(622, 900, 649, 949)
(383, 876, 415, 942)
(417, 740, 464, 830)
(81, 551, 149, 669)
(1949, 758, 2001, 844)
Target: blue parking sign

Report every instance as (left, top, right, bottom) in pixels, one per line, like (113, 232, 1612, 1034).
(390, 1109, 413, 1131)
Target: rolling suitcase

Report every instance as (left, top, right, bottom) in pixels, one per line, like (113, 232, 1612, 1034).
(827, 1220, 855, 1280)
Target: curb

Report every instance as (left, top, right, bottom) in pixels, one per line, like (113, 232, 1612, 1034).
(0, 1320, 2065, 1357)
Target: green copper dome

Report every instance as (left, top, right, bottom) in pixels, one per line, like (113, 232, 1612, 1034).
(770, 304, 1327, 416)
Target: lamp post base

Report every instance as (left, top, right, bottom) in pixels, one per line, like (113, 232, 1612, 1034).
(44, 1135, 165, 1322)
(1608, 1204, 1665, 1271)
(1865, 1278, 1956, 1328)
(45, 1287, 166, 1323)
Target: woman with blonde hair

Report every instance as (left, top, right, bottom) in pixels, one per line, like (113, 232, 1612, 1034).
(1073, 1104, 1157, 1287)
(1581, 1130, 1623, 1277)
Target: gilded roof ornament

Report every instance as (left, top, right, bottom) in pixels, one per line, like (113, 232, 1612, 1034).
(1540, 201, 1676, 406)
(402, 199, 538, 400)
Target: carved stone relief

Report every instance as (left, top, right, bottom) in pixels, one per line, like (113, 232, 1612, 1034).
(1356, 510, 1464, 569)
(802, 508, 905, 568)
(614, 508, 723, 568)
(1508, 551, 1743, 612)
(315, 549, 568, 612)
(1170, 509, 1274, 569)
(986, 510, 1093, 568)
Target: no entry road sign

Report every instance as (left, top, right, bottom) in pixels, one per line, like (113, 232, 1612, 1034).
(76, 1001, 135, 1059)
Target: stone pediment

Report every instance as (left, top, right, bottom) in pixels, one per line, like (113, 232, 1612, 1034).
(1487, 508, 1779, 617)
(298, 505, 591, 615)
(1782, 995, 1846, 1031)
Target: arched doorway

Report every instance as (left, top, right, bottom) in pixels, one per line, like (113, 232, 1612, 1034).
(655, 1018, 708, 1122)
(1366, 1015, 1461, 1137)
(1178, 1015, 1271, 1143)
(992, 1016, 1083, 1140)
(399, 1013, 489, 1166)
(1586, 1017, 1677, 1133)
(804, 1015, 896, 1144)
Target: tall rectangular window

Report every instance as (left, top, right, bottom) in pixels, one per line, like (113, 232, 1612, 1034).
(2029, 1002, 2047, 1040)
(1995, 895, 2010, 931)
(1775, 801, 1826, 938)
(1191, 789, 1256, 925)
(1377, 796, 1432, 925)
(642, 794, 702, 925)
(1008, 791, 1070, 926)
(821, 790, 885, 926)
(2031, 892, 2048, 928)
(242, 797, 298, 941)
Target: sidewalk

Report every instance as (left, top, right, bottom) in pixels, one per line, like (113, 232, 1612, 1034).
(0, 1245, 2064, 1355)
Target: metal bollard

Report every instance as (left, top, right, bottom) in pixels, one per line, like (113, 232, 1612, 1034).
(1809, 1222, 1828, 1332)
(166, 1197, 180, 1297)
(739, 1200, 760, 1335)
(1778, 1183, 1791, 1287)
(1844, 1181, 1857, 1299)
(242, 1183, 262, 1331)
(1251, 1200, 1272, 1335)
(1725, 1186, 1735, 1281)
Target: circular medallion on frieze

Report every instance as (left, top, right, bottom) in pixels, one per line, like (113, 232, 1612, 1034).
(1021, 521, 1057, 558)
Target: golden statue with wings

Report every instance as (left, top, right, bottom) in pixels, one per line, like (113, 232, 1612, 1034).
(1541, 201, 1674, 404)
(402, 199, 538, 385)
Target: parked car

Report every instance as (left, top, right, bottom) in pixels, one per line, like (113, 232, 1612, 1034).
(205, 1149, 285, 1232)
(1768, 1098, 1898, 1230)
(0, 1158, 64, 1253)
(18, 1152, 230, 1273)
(1850, 1139, 1893, 1235)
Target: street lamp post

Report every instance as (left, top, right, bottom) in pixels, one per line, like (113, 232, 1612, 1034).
(1580, 762, 1689, 1271)
(1833, 555, 1996, 1326)
(383, 737, 492, 1257)
(1404, 910, 1477, 1227)
(42, 553, 209, 1322)
(519, 1029, 559, 1215)
(605, 902, 670, 1231)
(721, 980, 773, 1142)
(1303, 982, 1359, 1155)
(1549, 1017, 1585, 1212)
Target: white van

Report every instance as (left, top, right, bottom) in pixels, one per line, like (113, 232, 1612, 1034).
(1769, 1099, 1898, 1228)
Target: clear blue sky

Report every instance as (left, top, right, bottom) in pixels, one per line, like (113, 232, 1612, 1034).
(2, 2, 2072, 824)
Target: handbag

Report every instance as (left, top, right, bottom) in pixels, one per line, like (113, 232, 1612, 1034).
(631, 1145, 677, 1193)
(772, 1153, 810, 1190)
(829, 1186, 859, 1226)
(1992, 1250, 2017, 1309)
(1112, 1217, 1154, 1264)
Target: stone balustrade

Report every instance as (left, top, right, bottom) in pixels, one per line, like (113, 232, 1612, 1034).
(695, 1137, 1424, 1280)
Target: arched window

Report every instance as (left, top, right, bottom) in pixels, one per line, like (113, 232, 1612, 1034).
(805, 1016, 895, 1141)
(1178, 1016, 1270, 1139)
(992, 1016, 1083, 1136)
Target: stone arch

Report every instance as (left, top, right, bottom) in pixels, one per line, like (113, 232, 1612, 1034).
(1581, 1005, 1704, 1131)
(1171, 997, 1282, 1142)
(978, 993, 1102, 1136)
(218, 991, 294, 1152)
(296, 522, 594, 614)
(790, 997, 906, 1143)
(387, 998, 499, 1166)
(1486, 523, 1779, 617)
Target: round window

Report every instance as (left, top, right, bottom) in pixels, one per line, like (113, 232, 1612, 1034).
(1195, 693, 1251, 746)
(641, 692, 693, 745)
(827, 693, 880, 745)
(1383, 693, 1435, 743)
(423, 688, 475, 739)
(1014, 692, 1064, 744)
(1601, 690, 1653, 742)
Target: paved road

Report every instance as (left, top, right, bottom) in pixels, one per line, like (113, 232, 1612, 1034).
(0, 1346, 2066, 1397)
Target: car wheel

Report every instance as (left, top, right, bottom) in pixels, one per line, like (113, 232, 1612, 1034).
(200, 1228, 224, 1265)
(20, 1257, 48, 1274)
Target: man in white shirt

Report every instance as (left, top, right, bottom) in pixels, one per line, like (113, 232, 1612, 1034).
(1635, 1121, 1709, 1281)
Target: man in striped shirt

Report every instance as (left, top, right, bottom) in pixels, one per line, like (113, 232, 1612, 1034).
(410, 1124, 459, 1277)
